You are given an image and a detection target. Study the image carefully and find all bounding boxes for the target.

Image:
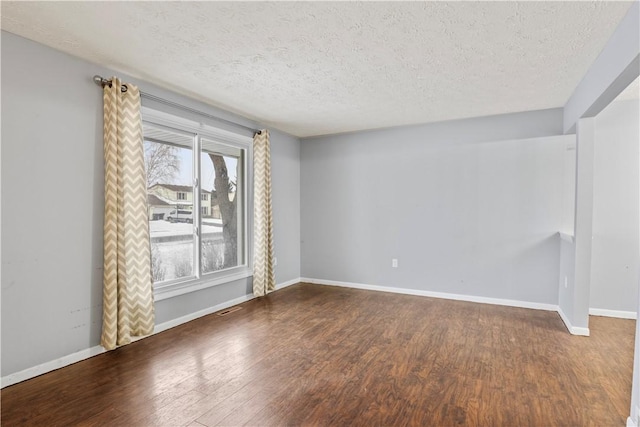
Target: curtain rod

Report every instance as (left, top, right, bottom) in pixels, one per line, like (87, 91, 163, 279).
(92, 75, 261, 135)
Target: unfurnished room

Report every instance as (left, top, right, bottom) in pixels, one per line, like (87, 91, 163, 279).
(2, 1, 640, 426)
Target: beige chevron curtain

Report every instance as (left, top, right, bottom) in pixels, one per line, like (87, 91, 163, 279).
(101, 77, 154, 350)
(253, 130, 275, 296)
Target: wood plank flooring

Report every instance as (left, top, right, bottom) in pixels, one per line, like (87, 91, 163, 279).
(1, 283, 635, 426)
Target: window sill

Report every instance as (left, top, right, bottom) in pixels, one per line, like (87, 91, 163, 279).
(154, 268, 252, 301)
(557, 231, 575, 244)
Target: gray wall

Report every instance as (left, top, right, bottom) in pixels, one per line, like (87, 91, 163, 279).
(1, 31, 300, 377)
(270, 129, 301, 283)
(590, 99, 640, 313)
(301, 111, 573, 304)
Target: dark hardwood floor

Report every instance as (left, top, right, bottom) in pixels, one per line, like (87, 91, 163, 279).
(1, 283, 635, 426)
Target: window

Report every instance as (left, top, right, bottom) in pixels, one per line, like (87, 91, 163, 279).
(200, 138, 246, 275)
(143, 108, 252, 300)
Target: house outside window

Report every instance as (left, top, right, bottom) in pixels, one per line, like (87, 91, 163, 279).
(142, 107, 252, 300)
(148, 184, 195, 216)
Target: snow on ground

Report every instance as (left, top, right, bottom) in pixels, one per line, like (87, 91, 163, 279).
(149, 219, 222, 237)
(150, 219, 226, 281)
(155, 241, 193, 281)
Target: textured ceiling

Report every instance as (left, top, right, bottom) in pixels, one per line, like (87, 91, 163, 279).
(1, 1, 634, 137)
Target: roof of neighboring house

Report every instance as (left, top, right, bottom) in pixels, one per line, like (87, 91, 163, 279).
(149, 183, 211, 194)
(148, 194, 171, 206)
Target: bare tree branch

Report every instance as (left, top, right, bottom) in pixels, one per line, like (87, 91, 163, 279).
(145, 141, 180, 186)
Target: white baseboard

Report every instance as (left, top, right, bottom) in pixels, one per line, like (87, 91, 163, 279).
(153, 293, 255, 334)
(589, 308, 637, 320)
(0, 345, 107, 389)
(4, 278, 601, 387)
(557, 307, 590, 336)
(1, 277, 302, 389)
(628, 416, 637, 427)
(155, 277, 300, 334)
(301, 277, 558, 312)
(302, 277, 595, 337)
(275, 277, 300, 290)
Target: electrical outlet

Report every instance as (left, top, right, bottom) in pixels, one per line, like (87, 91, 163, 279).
(392, 259, 398, 268)
(564, 276, 568, 288)
(274, 257, 278, 266)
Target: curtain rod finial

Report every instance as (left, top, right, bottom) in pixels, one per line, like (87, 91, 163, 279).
(93, 75, 108, 87)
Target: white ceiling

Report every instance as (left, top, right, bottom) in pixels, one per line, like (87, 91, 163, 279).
(1, 1, 635, 137)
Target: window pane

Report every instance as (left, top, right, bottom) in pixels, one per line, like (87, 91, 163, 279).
(144, 123, 195, 284)
(200, 139, 244, 274)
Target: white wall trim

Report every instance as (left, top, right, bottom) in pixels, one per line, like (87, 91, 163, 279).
(5, 277, 600, 388)
(589, 308, 637, 320)
(302, 277, 597, 336)
(153, 293, 255, 335)
(275, 277, 301, 290)
(0, 345, 107, 389)
(557, 231, 575, 244)
(149, 277, 301, 335)
(301, 277, 558, 312)
(1, 277, 302, 389)
(557, 306, 591, 336)
(154, 269, 252, 302)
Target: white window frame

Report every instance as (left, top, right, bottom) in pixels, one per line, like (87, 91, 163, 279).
(177, 192, 187, 200)
(142, 107, 253, 301)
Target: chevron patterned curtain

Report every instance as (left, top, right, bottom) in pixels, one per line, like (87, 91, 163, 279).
(101, 77, 154, 350)
(253, 130, 275, 296)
